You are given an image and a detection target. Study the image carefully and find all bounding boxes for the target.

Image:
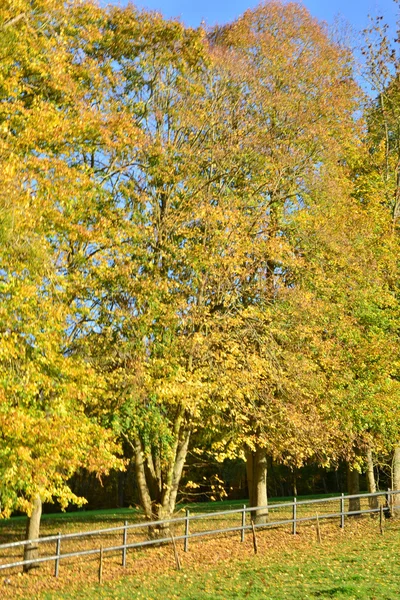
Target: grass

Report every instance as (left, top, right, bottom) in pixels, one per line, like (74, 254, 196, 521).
(0, 491, 343, 527)
(0, 513, 398, 599)
(0, 493, 333, 545)
(38, 519, 399, 600)
(0, 493, 396, 599)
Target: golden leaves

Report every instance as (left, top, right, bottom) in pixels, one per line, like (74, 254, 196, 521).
(2, 0, 400, 519)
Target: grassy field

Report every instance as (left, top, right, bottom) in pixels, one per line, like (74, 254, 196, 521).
(38, 519, 399, 600)
(0, 510, 398, 599)
(0, 493, 342, 548)
(0, 495, 397, 599)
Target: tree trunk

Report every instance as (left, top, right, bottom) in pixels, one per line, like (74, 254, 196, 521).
(133, 437, 154, 520)
(346, 464, 360, 515)
(292, 469, 298, 497)
(23, 494, 42, 572)
(246, 446, 268, 524)
(132, 413, 191, 538)
(366, 449, 378, 510)
(392, 446, 400, 516)
(162, 429, 190, 517)
(152, 428, 191, 539)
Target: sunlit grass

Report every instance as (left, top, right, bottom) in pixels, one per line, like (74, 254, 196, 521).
(41, 519, 400, 600)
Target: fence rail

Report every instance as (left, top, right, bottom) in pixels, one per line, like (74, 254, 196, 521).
(0, 489, 398, 576)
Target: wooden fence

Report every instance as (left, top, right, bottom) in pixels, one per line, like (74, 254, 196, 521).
(0, 489, 398, 578)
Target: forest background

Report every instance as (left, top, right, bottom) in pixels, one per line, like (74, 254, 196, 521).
(2, 0, 400, 549)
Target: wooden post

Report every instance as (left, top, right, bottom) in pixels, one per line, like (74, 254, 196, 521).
(386, 488, 391, 517)
(292, 498, 297, 535)
(316, 513, 322, 544)
(184, 509, 189, 553)
(54, 532, 61, 578)
(170, 531, 182, 570)
(340, 493, 345, 529)
(251, 519, 258, 555)
(122, 520, 128, 567)
(98, 546, 104, 585)
(380, 504, 384, 535)
(241, 505, 246, 543)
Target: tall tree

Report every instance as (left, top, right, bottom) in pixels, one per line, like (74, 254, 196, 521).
(56, 5, 223, 527)
(360, 6, 400, 507)
(0, 0, 120, 563)
(205, 0, 363, 518)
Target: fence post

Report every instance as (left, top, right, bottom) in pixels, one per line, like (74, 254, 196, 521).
(54, 532, 61, 578)
(292, 498, 297, 535)
(171, 531, 182, 571)
(122, 520, 128, 567)
(98, 545, 104, 585)
(184, 509, 189, 553)
(251, 519, 258, 554)
(316, 513, 322, 543)
(241, 505, 246, 542)
(386, 488, 391, 517)
(340, 493, 345, 529)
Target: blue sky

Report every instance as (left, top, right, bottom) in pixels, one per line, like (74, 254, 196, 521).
(106, 0, 398, 34)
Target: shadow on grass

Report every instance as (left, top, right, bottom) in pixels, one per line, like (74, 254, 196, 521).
(314, 586, 356, 597)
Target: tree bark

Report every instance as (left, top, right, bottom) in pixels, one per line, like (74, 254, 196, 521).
(392, 445, 400, 516)
(246, 446, 268, 524)
(132, 413, 191, 538)
(366, 449, 378, 510)
(152, 428, 191, 538)
(133, 436, 154, 520)
(292, 469, 298, 497)
(346, 464, 360, 515)
(23, 494, 42, 572)
(163, 429, 190, 517)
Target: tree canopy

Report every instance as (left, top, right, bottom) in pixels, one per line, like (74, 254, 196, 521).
(1, 0, 400, 525)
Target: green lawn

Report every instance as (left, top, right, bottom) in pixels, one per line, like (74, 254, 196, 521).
(37, 520, 400, 600)
(0, 493, 336, 542)
(0, 492, 343, 525)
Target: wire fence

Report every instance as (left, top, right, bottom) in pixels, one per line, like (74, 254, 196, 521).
(0, 489, 398, 579)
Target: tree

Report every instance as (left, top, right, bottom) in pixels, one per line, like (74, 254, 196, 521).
(359, 6, 400, 509)
(51, 5, 221, 527)
(204, 0, 363, 519)
(0, 0, 120, 565)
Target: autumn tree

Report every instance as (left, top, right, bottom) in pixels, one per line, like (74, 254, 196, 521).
(204, 1, 364, 519)
(356, 7, 400, 507)
(49, 5, 221, 527)
(0, 0, 120, 565)
(4, 0, 400, 540)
